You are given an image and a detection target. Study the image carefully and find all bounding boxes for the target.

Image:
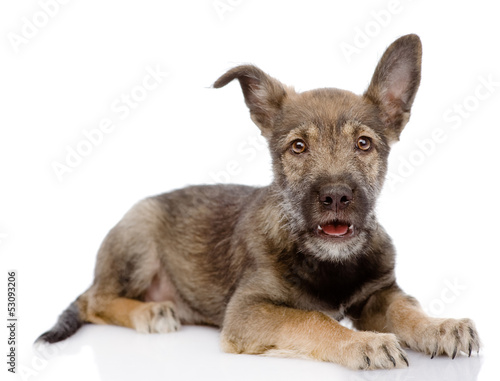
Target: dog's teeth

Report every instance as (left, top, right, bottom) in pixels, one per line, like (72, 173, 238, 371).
(318, 225, 323, 231)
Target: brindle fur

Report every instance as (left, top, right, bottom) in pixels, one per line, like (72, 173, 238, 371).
(37, 34, 479, 370)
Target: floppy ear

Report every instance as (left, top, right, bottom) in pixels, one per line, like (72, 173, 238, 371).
(213, 65, 289, 138)
(364, 34, 422, 143)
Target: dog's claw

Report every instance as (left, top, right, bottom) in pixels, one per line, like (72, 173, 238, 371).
(382, 345, 396, 367)
(364, 355, 371, 368)
(468, 326, 476, 340)
(430, 344, 438, 359)
(389, 355, 396, 367)
(424, 319, 480, 360)
(400, 351, 409, 367)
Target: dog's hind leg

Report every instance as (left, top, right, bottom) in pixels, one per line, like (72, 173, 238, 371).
(84, 294, 180, 334)
(36, 291, 180, 345)
(37, 198, 183, 344)
(83, 198, 182, 334)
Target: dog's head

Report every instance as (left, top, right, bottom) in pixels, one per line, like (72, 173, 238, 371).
(214, 34, 422, 261)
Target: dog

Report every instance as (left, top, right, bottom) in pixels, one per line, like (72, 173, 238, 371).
(37, 34, 480, 370)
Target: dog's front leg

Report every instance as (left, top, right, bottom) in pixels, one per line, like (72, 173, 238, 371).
(352, 286, 480, 359)
(221, 298, 409, 370)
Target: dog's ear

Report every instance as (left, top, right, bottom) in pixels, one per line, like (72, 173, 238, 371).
(364, 34, 422, 143)
(213, 65, 288, 138)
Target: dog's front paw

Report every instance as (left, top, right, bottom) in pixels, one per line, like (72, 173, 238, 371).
(131, 301, 180, 334)
(404, 318, 480, 359)
(343, 332, 409, 370)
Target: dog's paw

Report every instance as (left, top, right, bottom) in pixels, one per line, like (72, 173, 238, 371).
(343, 331, 409, 370)
(131, 301, 180, 334)
(404, 317, 480, 359)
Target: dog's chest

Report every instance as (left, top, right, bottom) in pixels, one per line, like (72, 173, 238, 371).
(279, 250, 388, 311)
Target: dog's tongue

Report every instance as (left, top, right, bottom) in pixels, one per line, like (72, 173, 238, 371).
(321, 223, 349, 236)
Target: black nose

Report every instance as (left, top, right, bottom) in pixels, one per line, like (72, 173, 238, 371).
(319, 184, 353, 211)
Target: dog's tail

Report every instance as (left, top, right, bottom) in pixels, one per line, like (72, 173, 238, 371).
(35, 297, 86, 344)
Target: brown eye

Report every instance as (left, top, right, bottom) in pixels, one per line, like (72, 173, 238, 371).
(357, 136, 371, 151)
(291, 139, 307, 154)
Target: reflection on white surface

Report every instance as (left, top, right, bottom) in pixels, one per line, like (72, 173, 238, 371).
(24, 324, 485, 381)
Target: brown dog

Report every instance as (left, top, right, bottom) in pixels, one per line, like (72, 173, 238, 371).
(37, 34, 479, 370)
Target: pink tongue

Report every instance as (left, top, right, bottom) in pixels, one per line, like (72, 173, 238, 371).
(322, 223, 349, 236)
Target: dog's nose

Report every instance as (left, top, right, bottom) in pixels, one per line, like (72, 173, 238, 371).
(319, 184, 353, 211)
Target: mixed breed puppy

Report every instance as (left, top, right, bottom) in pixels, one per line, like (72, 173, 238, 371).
(38, 34, 480, 370)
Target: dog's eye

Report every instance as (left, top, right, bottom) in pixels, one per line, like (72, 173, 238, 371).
(291, 139, 307, 154)
(357, 136, 372, 151)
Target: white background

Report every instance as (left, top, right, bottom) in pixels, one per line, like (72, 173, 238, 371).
(1, 1, 499, 380)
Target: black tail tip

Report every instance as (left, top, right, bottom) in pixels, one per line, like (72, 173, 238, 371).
(35, 300, 85, 345)
(34, 330, 67, 345)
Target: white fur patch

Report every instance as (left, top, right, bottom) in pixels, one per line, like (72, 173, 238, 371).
(302, 230, 367, 262)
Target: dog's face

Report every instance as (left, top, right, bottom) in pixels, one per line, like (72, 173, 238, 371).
(271, 90, 391, 260)
(214, 34, 422, 260)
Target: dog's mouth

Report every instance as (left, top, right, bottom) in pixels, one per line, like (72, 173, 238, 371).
(317, 221, 355, 239)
